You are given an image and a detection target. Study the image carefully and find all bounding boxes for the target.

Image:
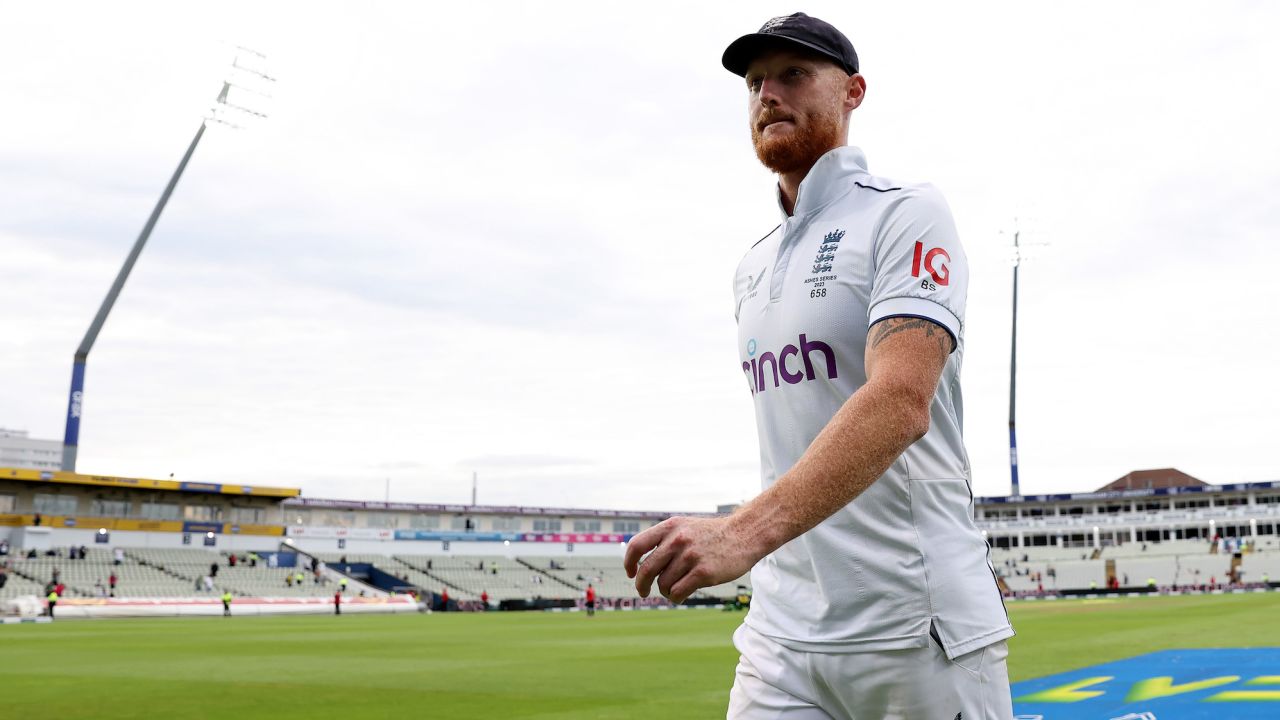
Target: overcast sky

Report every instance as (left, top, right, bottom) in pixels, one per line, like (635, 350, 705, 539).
(3, 1, 1277, 512)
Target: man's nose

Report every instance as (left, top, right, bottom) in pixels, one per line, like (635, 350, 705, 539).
(758, 77, 784, 107)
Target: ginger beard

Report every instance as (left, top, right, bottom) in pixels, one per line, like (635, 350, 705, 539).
(751, 101, 844, 175)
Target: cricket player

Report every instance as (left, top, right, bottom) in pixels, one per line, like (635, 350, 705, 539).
(624, 12, 1014, 718)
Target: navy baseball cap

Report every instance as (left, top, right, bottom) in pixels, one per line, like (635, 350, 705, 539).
(722, 12, 858, 77)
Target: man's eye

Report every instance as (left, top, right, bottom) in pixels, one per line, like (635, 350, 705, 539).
(786, 67, 805, 78)
(747, 78, 762, 91)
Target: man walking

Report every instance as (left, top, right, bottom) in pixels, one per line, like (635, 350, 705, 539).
(624, 13, 1013, 718)
(221, 590, 233, 617)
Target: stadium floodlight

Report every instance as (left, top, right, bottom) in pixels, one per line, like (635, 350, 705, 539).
(59, 48, 274, 472)
(1003, 223, 1047, 497)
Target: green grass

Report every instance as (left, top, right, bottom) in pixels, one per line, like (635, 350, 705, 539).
(3, 593, 1278, 718)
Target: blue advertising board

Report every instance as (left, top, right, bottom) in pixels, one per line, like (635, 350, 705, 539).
(1013, 649, 1280, 719)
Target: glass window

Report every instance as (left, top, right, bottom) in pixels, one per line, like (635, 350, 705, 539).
(89, 499, 130, 517)
(490, 517, 521, 531)
(183, 505, 220, 521)
(140, 502, 181, 520)
(612, 521, 640, 533)
(409, 515, 441, 529)
(364, 513, 397, 528)
(532, 519, 561, 532)
(33, 493, 78, 515)
(450, 516, 475, 531)
(229, 507, 265, 524)
(573, 520, 602, 532)
(0, 493, 15, 513)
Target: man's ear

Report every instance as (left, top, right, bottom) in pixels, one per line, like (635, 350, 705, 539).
(846, 73, 867, 112)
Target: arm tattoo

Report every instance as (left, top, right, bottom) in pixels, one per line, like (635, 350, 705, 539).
(869, 317, 953, 355)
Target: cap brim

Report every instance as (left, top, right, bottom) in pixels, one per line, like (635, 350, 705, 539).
(721, 33, 849, 77)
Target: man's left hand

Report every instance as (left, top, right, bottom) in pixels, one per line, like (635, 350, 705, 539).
(623, 516, 761, 604)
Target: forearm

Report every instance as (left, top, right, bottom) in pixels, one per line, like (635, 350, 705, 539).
(728, 380, 930, 558)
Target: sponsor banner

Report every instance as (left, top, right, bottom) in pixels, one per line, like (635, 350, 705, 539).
(44, 594, 418, 619)
(183, 521, 223, 534)
(0, 467, 299, 498)
(287, 526, 392, 540)
(282, 496, 702, 520)
(519, 533, 630, 544)
(1013, 649, 1280, 719)
(392, 531, 519, 542)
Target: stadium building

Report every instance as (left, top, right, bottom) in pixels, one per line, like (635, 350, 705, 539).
(3, 465, 1278, 617)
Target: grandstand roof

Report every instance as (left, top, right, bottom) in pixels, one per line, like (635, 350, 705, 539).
(1096, 468, 1208, 492)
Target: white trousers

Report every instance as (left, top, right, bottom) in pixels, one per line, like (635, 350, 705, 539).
(727, 624, 1013, 720)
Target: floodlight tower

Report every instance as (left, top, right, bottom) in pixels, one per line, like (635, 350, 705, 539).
(60, 48, 274, 472)
(1008, 229, 1023, 497)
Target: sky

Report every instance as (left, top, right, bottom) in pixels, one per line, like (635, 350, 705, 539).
(2, 1, 1278, 512)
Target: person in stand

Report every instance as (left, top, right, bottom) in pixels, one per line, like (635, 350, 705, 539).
(228, 554, 237, 568)
(108, 572, 118, 596)
(480, 590, 490, 611)
(209, 562, 219, 578)
(51, 566, 61, 584)
(585, 584, 597, 617)
(79, 545, 88, 560)
(248, 552, 259, 568)
(113, 547, 124, 565)
(334, 590, 342, 616)
(339, 577, 348, 594)
(221, 590, 233, 617)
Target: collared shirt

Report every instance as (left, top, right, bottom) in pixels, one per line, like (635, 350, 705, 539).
(733, 146, 1012, 658)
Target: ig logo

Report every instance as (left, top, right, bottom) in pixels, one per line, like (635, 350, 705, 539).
(911, 241, 950, 290)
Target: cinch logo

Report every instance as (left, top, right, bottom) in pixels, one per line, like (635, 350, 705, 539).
(911, 241, 950, 287)
(742, 334, 837, 394)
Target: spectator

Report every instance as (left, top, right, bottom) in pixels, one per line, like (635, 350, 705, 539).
(339, 555, 347, 564)
(0, 539, 8, 555)
(27, 548, 37, 559)
(481, 590, 489, 610)
(113, 548, 124, 565)
(52, 567, 61, 584)
(339, 577, 348, 593)
(440, 588, 449, 612)
(33, 512, 42, 526)
(203, 575, 214, 592)
(334, 590, 342, 616)
(209, 562, 219, 578)
(228, 554, 237, 567)
(0, 568, 7, 590)
(108, 572, 118, 595)
(1122, 573, 1129, 586)
(248, 552, 259, 567)
(55, 581, 66, 597)
(426, 559, 432, 570)
(285, 574, 293, 587)
(79, 545, 88, 560)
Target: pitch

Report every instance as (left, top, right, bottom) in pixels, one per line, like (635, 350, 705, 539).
(3, 593, 1278, 718)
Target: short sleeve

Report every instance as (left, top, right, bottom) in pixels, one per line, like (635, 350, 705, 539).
(867, 185, 968, 352)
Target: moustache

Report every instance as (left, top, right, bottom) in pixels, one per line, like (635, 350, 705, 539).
(755, 111, 797, 133)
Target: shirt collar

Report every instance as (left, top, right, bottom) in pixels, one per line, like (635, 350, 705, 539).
(776, 145, 870, 219)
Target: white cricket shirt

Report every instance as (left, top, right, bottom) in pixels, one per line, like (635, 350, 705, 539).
(734, 146, 1013, 659)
